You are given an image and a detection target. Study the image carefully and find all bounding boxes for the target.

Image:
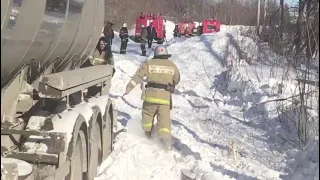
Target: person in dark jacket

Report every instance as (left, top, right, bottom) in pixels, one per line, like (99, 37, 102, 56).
(197, 23, 203, 36)
(103, 22, 114, 56)
(173, 24, 179, 37)
(140, 24, 148, 56)
(103, 22, 114, 46)
(119, 23, 129, 54)
(146, 22, 156, 48)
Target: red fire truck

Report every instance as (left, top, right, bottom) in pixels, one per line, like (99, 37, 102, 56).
(134, 12, 166, 44)
(177, 20, 196, 37)
(202, 18, 221, 33)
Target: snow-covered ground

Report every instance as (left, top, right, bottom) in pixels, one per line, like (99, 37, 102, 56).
(95, 21, 319, 180)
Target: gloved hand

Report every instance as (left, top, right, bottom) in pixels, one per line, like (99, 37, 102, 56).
(122, 80, 136, 97)
(166, 84, 175, 93)
(124, 85, 131, 94)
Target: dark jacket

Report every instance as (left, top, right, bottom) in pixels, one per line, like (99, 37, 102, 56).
(141, 28, 148, 41)
(103, 23, 114, 45)
(119, 27, 129, 41)
(198, 26, 203, 35)
(146, 26, 156, 40)
(173, 26, 179, 36)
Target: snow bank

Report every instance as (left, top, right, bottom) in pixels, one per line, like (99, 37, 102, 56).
(95, 133, 182, 180)
(220, 25, 255, 36)
(218, 26, 319, 180)
(96, 24, 318, 180)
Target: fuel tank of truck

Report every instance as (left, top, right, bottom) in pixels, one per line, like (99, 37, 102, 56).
(1, 0, 105, 88)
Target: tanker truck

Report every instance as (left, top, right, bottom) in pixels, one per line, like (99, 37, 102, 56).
(1, 0, 120, 179)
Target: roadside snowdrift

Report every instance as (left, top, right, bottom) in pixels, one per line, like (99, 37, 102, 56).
(95, 24, 318, 180)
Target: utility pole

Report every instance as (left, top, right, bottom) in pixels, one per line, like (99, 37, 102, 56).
(280, 0, 284, 40)
(187, 2, 189, 20)
(257, 0, 261, 35)
(263, 0, 268, 30)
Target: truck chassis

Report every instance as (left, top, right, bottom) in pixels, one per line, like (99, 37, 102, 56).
(1, 64, 121, 180)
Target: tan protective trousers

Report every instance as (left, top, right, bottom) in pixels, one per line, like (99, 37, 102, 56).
(142, 102, 171, 140)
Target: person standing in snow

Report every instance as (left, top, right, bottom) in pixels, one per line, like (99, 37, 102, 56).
(173, 24, 179, 37)
(184, 23, 189, 37)
(197, 23, 203, 36)
(123, 46, 180, 150)
(103, 21, 114, 46)
(140, 24, 147, 56)
(119, 23, 129, 54)
(146, 22, 156, 48)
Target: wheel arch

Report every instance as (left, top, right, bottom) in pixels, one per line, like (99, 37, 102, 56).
(66, 113, 89, 173)
(106, 98, 116, 131)
(89, 105, 103, 157)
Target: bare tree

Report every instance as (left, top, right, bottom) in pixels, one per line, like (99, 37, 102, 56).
(257, 0, 261, 35)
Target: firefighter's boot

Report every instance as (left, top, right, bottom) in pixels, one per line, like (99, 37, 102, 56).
(147, 40, 152, 48)
(120, 49, 126, 54)
(120, 41, 127, 54)
(160, 137, 173, 150)
(145, 131, 152, 138)
(141, 44, 146, 56)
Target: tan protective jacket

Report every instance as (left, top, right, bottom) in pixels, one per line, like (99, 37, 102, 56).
(141, 28, 148, 41)
(125, 58, 180, 105)
(89, 49, 114, 66)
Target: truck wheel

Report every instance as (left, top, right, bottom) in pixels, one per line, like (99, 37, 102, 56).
(67, 130, 86, 180)
(88, 121, 102, 179)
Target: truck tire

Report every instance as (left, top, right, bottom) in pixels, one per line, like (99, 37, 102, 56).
(102, 104, 113, 159)
(88, 107, 103, 179)
(67, 129, 86, 180)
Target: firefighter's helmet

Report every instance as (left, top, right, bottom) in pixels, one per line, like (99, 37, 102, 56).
(123, 23, 127, 27)
(154, 45, 171, 58)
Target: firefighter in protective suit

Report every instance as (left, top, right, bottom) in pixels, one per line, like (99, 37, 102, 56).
(123, 46, 180, 150)
(119, 23, 129, 54)
(140, 24, 147, 56)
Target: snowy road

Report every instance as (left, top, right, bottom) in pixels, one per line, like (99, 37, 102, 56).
(94, 22, 319, 180)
